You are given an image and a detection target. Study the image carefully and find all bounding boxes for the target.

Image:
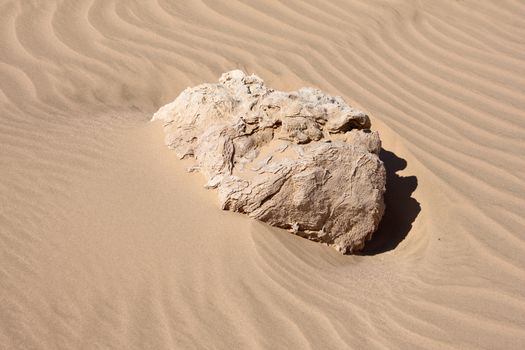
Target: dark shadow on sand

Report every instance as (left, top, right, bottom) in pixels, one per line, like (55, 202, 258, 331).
(362, 148, 420, 255)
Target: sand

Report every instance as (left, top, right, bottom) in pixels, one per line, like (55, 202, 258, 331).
(1, 1, 524, 349)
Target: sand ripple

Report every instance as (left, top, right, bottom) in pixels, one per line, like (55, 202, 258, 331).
(1, 0, 524, 349)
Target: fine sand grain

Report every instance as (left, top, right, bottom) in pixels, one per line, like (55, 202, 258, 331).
(1, 1, 524, 349)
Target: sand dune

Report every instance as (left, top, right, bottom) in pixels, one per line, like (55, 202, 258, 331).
(1, 0, 524, 349)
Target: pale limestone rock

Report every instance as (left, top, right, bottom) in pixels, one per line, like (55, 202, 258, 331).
(152, 70, 386, 253)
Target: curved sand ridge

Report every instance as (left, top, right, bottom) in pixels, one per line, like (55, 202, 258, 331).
(0, 1, 524, 349)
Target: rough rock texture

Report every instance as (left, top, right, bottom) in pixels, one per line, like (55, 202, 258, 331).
(152, 70, 386, 253)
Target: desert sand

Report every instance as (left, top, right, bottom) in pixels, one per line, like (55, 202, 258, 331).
(1, 1, 524, 349)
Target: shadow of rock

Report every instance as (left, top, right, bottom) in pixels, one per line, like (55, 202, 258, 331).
(362, 148, 421, 255)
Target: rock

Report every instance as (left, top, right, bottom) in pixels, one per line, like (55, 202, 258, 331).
(152, 70, 386, 254)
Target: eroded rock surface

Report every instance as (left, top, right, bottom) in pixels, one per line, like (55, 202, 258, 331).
(152, 70, 386, 253)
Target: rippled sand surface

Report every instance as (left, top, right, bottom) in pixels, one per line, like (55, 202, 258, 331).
(1, 1, 524, 349)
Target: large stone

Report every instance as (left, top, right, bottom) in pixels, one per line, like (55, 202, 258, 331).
(152, 70, 386, 254)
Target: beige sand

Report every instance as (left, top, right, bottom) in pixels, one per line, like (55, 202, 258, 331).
(1, 1, 524, 349)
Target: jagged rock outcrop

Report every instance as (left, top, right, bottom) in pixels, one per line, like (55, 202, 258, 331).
(152, 70, 386, 253)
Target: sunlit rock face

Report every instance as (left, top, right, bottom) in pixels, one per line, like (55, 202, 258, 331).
(152, 70, 386, 254)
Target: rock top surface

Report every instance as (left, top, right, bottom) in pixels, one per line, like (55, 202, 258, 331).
(152, 70, 386, 253)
